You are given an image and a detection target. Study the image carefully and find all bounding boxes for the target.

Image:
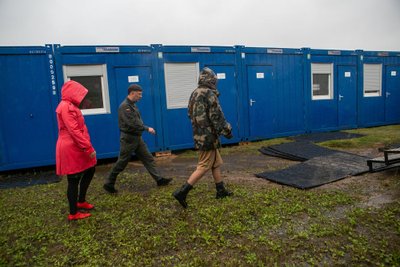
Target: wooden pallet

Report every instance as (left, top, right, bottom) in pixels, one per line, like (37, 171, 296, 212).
(384, 147, 400, 163)
(155, 151, 172, 157)
(367, 152, 400, 172)
(239, 142, 251, 146)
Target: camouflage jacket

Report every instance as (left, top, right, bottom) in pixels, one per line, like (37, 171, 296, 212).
(188, 86, 232, 150)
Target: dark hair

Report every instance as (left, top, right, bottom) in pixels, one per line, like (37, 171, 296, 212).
(128, 84, 143, 94)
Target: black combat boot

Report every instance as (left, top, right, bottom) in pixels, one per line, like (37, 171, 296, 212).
(216, 181, 233, 199)
(103, 183, 118, 194)
(156, 177, 173, 186)
(172, 183, 193, 208)
(103, 173, 118, 193)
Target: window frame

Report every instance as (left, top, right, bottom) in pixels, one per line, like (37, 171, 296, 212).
(63, 64, 111, 115)
(363, 63, 382, 97)
(164, 62, 199, 109)
(311, 63, 334, 100)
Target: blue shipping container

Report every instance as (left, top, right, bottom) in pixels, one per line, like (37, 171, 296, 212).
(303, 48, 359, 132)
(0, 45, 58, 171)
(357, 50, 400, 127)
(53, 45, 164, 161)
(155, 45, 243, 151)
(239, 46, 305, 140)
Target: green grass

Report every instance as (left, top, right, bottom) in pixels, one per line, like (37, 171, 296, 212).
(1, 125, 400, 266)
(177, 138, 290, 158)
(320, 125, 400, 149)
(1, 178, 399, 266)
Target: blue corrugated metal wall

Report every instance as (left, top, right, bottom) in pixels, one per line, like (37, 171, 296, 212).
(155, 45, 242, 151)
(303, 49, 359, 132)
(238, 47, 305, 140)
(53, 45, 164, 160)
(0, 45, 58, 170)
(0, 44, 399, 171)
(357, 51, 400, 127)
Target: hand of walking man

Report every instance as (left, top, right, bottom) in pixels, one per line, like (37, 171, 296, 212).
(148, 127, 156, 135)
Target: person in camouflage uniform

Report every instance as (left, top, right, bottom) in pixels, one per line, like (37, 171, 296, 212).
(103, 84, 172, 194)
(173, 67, 233, 208)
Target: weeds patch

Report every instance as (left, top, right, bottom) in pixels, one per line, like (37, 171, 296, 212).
(320, 125, 400, 149)
(1, 125, 400, 266)
(1, 179, 399, 266)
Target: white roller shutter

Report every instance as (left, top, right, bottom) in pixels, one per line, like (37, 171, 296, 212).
(311, 63, 332, 74)
(363, 64, 382, 97)
(164, 63, 199, 109)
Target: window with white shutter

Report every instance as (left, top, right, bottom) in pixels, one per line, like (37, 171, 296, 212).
(164, 63, 199, 109)
(363, 64, 382, 97)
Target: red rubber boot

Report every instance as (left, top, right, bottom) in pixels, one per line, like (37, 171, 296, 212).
(68, 212, 91, 221)
(77, 202, 94, 210)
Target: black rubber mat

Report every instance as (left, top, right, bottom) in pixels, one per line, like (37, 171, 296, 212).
(260, 141, 338, 161)
(256, 152, 370, 189)
(0, 171, 61, 189)
(290, 131, 364, 143)
(258, 147, 306, 161)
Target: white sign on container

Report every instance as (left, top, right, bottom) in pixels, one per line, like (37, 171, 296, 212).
(128, 75, 139, 83)
(256, 73, 264, 79)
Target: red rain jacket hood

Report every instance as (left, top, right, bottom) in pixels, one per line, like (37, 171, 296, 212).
(55, 81, 96, 175)
(60, 80, 87, 106)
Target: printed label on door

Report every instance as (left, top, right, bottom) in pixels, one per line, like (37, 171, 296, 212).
(128, 75, 139, 83)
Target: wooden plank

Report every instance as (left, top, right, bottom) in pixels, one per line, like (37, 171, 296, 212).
(155, 151, 172, 157)
(239, 142, 251, 146)
(384, 153, 400, 165)
(368, 154, 400, 163)
(367, 153, 400, 172)
(369, 162, 400, 173)
(367, 156, 385, 163)
(385, 147, 400, 153)
(384, 147, 400, 162)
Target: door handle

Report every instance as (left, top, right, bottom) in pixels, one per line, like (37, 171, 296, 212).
(339, 94, 344, 101)
(386, 92, 391, 98)
(250, 99, 256, 106)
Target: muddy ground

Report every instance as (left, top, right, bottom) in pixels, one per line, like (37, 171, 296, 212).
(1, 144, 398, 208)
(91, 146, 400, 208)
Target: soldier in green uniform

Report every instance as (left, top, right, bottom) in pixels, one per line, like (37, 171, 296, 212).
(173, 67, 233, 208)
(103, 84, 172, 193)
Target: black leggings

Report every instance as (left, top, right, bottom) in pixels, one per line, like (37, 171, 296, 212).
(67, 167, 95, 215)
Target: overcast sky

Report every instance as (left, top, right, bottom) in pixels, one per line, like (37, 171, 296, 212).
(0, 0, 399, 51)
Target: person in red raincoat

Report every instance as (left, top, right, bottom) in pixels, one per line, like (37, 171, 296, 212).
(56, 80, 97, 221)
